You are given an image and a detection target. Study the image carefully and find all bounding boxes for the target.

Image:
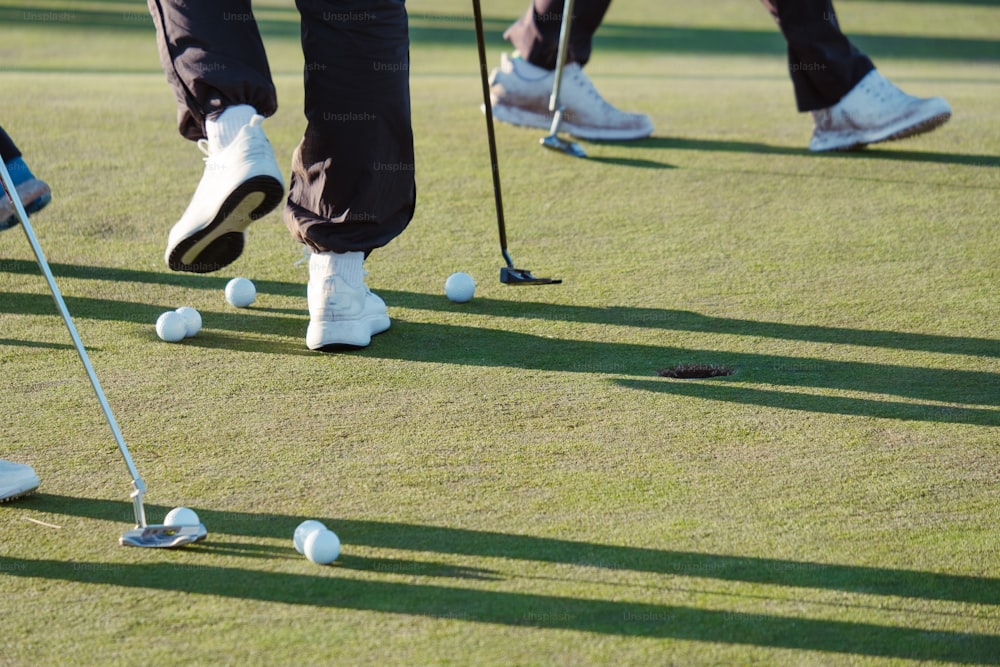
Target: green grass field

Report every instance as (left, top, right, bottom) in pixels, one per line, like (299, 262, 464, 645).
(2, 0, 998, 664)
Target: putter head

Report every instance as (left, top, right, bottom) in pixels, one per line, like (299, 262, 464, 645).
(500, 266, 562, 285)
(120, 523, 208, 548)
(540, 134, 587, 159)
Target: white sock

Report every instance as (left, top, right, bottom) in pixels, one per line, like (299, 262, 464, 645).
(311, 250, 365, 288)
(206, 104, 257, 152)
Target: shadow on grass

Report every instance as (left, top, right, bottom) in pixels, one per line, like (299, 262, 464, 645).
(0, 337, 75, 351)
(3, 265, 998, 424)
(7, 495, 1000, 663)
(3, 262, 997, 359)
(614, 377, 997, 424)
(377, 320, 1000, 424)
(608, 137, 1000, 169)
(583, 154, 676, 169)
(4, 288, 998, 411)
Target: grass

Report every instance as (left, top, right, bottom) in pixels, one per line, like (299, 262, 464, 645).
(2, 0, 998, 664)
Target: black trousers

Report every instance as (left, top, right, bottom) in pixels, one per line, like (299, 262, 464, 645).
(147, 0, 415, 255)
(0, 126, 21, 164)
(503, 0, 611, 69)
(505, 0, 874, 111)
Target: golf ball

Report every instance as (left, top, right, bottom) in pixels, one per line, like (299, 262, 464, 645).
(445, 272, 475, 303)
(174, 306, 202, 338)
(155, 310, 187, 342)
(293, 519, 327, 555)
(303, 528, 341, 565)
(225, 277, 256, 308)
(164, 506, 200, 527)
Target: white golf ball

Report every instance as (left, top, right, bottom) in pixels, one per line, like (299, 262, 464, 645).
(445, 272, 475, 303)
(303, 528, 341, 565)
(293, 519, 327, 555)
(225, 277, 256, 308)
(174, 306, 202, 338)
(155, 310, 187, 342)
(164, 506, 200, 526)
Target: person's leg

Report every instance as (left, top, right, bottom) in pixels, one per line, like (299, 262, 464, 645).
(489, 0, 653, 140)
(147, 0, 277, 140)
(766, 0, 951, 151)
(289, 0, 415, 351)
(765, 0, 873, 112)
(288, 0, 414, 256)
(504, 0, 611, 70)
(0, 125, 21, 164)
(0, 125, 52, 230)
(148, 0, 284, 272)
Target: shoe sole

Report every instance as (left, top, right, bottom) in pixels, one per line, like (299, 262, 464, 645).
(0, 481, 39, 503)
(877, 111, 952, 145)
(490, 103, 653, 141)
(308, 315, 390, 352)
(1, 192, 52, 230)
(166, 175, 283, 273)
(25, 193, 51, 215)
(813, 111, 952, 152)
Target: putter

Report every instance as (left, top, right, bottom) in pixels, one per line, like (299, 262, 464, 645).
(540, 0, 587, 158)
(472, 0, 561, 285)
(0, 161, 206, 549)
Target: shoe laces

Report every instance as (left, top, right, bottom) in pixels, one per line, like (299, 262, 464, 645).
(196, 138, 227, 168)
(294, 246, 310, 266)
(197, 124, 270, 162)
(566, 66, 616, 111)
(860, 73, 906, 104)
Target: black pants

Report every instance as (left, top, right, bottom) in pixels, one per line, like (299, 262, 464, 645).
(147, 0, 415, 255)
(503, 0, 611, 69)
(505, 0, 874, 111)
(0, 126, 22, 164)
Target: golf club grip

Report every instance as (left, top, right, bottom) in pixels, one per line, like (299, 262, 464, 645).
(472, 0, 509, 252)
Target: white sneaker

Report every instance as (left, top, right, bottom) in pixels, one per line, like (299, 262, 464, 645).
(306, 252, 391, 350)
(165, 114, 284, 272)
(809, 70, 952, 152)
(0, 460, 40, 502)
(489, 53, 654, 140)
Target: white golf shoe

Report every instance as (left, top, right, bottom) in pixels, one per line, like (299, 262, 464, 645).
(0, 460, 40, 502)
(165, 114, 284, 273)
(307, 252, 391, 350)
(809, 70, 952, 152)
(489, 53, 654, 140)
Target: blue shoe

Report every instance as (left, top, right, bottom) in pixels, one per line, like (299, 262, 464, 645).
(1, 178, 52, 230)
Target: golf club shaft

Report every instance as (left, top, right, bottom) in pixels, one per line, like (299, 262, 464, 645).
(0, 160, 148, 526)
(547, 0, 576, 133)
(472, 0, 513, 268)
